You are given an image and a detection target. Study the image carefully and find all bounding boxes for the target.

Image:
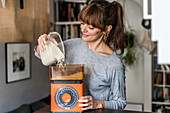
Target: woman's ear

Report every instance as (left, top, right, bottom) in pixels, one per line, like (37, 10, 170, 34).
(103, 25, 112, 34)
(106, 25, 112, 33)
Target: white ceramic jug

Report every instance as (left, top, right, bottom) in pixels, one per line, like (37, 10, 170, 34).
(39, 32, 65, 66)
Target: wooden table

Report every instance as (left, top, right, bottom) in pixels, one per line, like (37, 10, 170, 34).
(34, 106, 153, 113)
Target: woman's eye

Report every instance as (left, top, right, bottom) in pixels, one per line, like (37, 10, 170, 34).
(81, 22, 84, 25)
(89, 27, 94, 30)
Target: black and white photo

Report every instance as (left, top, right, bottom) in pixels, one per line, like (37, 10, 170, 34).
(5, 43, 31, 83)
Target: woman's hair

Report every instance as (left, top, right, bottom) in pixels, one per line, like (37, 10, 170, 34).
(78, 0, 125, 55)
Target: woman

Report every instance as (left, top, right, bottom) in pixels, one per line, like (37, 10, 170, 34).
(35, 0, 126, 110)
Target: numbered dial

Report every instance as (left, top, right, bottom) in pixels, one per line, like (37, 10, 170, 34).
(55, 86, 79, 110)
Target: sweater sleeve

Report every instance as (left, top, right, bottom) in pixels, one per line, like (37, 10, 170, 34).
(104, 68, 126, 109)
(34, 46, 41, 59)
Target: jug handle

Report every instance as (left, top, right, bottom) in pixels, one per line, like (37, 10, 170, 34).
(48, 32, 65, 63)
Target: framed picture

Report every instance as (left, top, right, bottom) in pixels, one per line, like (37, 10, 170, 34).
(5, 43, 31, 83)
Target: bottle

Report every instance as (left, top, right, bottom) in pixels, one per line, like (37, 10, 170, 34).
(39, 32, 65, 66)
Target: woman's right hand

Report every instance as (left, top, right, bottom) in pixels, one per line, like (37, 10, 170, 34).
(37, 34, 48, 53)
(37, 33, 59, 54)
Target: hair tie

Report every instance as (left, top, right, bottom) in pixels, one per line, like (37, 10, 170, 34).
(112, 2, 117, 10)
(91, 3, 103, 12)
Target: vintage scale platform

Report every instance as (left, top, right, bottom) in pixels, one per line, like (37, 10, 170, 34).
(40, 32, 84, 113)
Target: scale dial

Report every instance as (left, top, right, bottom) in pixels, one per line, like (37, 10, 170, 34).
(55, 86, 79, 110)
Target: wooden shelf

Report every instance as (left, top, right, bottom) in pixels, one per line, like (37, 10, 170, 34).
(152, 101, 170, 105)
(153, 84, 170, 87)
(153, 84, 164, 87)
(165, 106, 170, 110)
(165, 85, 170, 88)
(55, 21, 81, 25)
(62, 0, 87, 3)
(154, 70, 170, 73)
(153, 70, 164, 72)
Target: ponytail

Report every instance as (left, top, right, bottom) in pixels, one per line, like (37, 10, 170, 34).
(106, 1, 125, 55)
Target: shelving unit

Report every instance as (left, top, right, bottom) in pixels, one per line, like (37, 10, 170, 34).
(52, 0, 88, 40)
(152, 47, 170, 112)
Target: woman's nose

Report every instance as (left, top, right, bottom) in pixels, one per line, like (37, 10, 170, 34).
(81, 24, 87, 33)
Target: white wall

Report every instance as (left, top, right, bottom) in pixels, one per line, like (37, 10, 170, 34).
(118, 0, 152, 111)
(121, 0, 144, 103)
(0, 42, 50, 113)
(152, 0, 170, 64)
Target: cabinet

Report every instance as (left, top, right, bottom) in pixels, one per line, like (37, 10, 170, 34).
(52, 0, 88, 40)
(152, 45, 170, 112)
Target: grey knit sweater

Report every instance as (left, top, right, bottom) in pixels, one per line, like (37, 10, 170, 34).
(35, 38, 126, 109)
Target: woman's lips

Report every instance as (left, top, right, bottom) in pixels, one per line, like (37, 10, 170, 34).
(82, 34, 89, 37)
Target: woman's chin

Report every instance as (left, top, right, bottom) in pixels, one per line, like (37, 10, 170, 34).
(82, 37, 89, 42)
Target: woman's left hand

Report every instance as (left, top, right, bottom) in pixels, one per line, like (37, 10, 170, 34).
(78, 96, 105, 110)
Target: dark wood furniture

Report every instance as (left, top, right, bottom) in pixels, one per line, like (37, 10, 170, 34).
(34, 106, 154, 113)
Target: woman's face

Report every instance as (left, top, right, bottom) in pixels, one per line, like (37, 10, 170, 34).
(80, 22, 104, 42)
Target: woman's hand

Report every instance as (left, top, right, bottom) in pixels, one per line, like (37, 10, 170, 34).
(37, 34, 59, 53)
(37, 34, 48, 53)
(78, 96, 105, 110)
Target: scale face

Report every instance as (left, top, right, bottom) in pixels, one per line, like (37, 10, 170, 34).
(55, 86, 79, 110)
(51, 83, 83, 112)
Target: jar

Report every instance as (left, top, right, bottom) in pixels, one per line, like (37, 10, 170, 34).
(39, 32, 65, 66)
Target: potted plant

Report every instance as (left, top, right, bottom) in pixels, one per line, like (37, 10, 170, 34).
(122, 30, 136, 68)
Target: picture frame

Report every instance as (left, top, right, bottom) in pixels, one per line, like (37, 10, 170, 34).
(5, 42, 31, 83)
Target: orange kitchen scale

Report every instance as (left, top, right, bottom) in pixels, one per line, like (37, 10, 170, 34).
(50, 64, 84, 113)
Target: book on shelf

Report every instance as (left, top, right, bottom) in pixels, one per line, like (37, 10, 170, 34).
(58, 1, 86, 22)
(58, 1, 67, 21)
(73, 25, 78, 38)
(154, 72, 163, 84)
(60, 25, 81, 40)
(153, 87, 170, 103)
(164, 88, 170, 103)
(165, 73, 170, 85)
(67, 3, 71, 21)
(161, 65, 165, 71)
(73, 25, 80, 38)
(153, 87, 164, 102)
(61, 25, 66, 40)
(67, 25, 71, 39)
(164, 65, 170, 71)
(153, 56, 161, 70)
